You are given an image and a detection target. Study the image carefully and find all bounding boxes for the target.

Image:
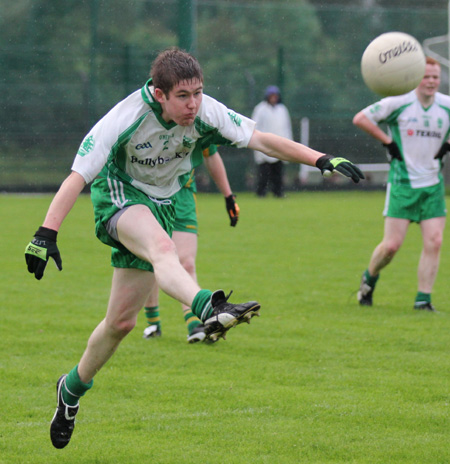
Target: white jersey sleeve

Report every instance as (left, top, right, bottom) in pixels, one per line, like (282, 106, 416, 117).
(197, 94, 255, 148)
(72, 90, 148, 184)
(362, 92, 415, 125)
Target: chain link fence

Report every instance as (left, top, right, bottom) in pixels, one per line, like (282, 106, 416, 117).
(1, 1, 448, 192)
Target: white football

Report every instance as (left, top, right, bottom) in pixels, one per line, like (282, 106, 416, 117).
(361, 32, 426, 97)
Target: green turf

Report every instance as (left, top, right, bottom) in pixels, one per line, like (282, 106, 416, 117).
(1, 191, 449, 463)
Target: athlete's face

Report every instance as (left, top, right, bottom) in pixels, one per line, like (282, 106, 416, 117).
(416, 63, 441, 99)
(155, 79, 203, 126)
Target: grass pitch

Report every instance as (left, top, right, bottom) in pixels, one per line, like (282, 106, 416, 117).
(1, 191, 449, 463)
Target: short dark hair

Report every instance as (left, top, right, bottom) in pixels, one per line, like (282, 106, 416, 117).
(150, 47, 203, 96)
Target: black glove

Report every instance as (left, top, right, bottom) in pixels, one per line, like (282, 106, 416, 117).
(434, 142, 450, 161)
(25, 226, 62, 280)
(383, 141, 402, 162)
(225, 194, 240, 227)
(316, 155, 365, 183)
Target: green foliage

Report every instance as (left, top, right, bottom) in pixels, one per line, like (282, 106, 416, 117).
(198, 1, 324, 114)
(1, 192, 450, 463)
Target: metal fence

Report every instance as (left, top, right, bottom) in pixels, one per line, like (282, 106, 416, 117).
(1, 1, 448, 192)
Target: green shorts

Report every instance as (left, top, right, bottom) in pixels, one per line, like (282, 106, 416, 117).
(383, 181, 447, 223)
(173, 182, 198, 234)
(90, 177, 176, 271)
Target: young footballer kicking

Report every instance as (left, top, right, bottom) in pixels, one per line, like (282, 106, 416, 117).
(143, 144, 240, 343)
(24, 47, 363, 449)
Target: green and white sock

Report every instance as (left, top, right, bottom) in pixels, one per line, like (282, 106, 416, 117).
(415, 292, 431, 306)
(62, 365, 93, 406)
(364, 269, 379, 288)
(183, 307, 202, 335)
(191, 289, 213, 321)
(144, 306, 161, 332)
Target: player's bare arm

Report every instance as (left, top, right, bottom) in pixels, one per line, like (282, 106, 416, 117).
(248, 129, 326, 166)
(42, 171, 87, 232)
(204, 152, 239, 226)
(204, 153, 232, 197)
(24, 171, 85, 280)
(353, 112, 391, 145)
(248, 129, 364, 183)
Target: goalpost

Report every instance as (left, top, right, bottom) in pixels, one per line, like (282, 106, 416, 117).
(422, 1, 450, 93)
(422, 2, 450, 184)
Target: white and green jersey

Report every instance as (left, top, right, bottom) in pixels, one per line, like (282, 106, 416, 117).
(363, 90, 450, 188)
(72, 80, 255, 198)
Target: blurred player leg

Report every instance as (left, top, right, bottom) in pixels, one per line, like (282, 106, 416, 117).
(414, 216, 445, 311)
(358, 217, 409, 306)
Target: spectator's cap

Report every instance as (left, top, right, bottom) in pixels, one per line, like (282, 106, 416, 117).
(264, 85, 281, 98)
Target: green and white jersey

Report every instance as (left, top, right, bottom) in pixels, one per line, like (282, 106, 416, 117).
(72, 80, 255, 198)
(363, 90, 450, 188)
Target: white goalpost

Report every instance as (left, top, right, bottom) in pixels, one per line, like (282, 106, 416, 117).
(422, 2, 450, 93)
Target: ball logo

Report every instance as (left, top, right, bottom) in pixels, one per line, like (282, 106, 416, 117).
(407, 129, 414, 136)
(378, 40, 418, 65)
(361, 32, 426, 96)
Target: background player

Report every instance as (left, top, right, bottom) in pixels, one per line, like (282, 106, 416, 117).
(354, 57, 449, 311)
(143, 145, 240, 343)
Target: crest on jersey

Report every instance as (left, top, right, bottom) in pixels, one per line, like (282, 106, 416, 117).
(183, 136, 194, 149)
(78, 135, 95, 157)
(227, 111, 242, 126)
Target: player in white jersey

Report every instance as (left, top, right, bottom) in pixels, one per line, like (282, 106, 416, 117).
(24, 47, 363, 449)
(354, 57, 449, 311)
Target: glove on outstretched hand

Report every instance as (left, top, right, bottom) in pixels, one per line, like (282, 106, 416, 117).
(434, 142, 450, 161)
(316, 155, 365, 183)
(383, 141, 402, 162)
(225, 194, 240, 227)
(25, 226, 62, 280)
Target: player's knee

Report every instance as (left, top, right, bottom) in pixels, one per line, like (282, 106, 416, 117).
(117, 319, 136, 335)
(383, 240, 401, 257)
(426, 232, 443, 252)
(107, 316, 137, 338)
(144, 236, 177, 264)
(158, 236, 178, 257)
